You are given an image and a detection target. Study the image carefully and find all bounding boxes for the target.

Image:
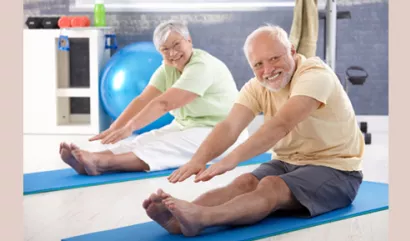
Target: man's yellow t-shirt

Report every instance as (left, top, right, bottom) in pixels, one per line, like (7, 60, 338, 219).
(236, 54, 364, 171)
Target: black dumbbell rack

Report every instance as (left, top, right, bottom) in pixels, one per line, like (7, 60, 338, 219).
(344, 67, 372, 145)
(319, 10, 372, 145)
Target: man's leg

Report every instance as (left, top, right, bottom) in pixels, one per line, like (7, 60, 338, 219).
(161, 162, 363, 237)
(143, 173, 260, 234)
(192, 173, 260, 206)
(145, 160, 287, 234)
(162, 175, 302, 236)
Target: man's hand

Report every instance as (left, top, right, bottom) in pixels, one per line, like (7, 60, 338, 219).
(168, 161, 207, 183)
(100, 123, 134, 144)
(194, 156, 238, 182)
(167, 103, 255, 184)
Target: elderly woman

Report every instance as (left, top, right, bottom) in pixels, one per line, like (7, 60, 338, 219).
(59, 20, 248, 176)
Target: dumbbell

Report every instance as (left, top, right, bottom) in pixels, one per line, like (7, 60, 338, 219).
(25, 16, 90, 29)
(364, 132, 371, 145)
(58, 16, 90, 28)
(25, 16, 60, 29)
(25, 17, 44, 29)
(359, 122, 367, 133)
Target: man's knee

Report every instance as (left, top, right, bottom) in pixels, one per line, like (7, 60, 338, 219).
(230, 173, 259, 193)
(258, 176, 287, 189)
(256, 176, 292, 200)
(256, 176, 302, 210)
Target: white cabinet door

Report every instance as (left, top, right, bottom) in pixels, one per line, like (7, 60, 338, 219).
(23, 30, 59, 134)
(23, 29, 113, 135)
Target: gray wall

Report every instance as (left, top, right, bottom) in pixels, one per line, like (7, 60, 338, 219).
(24, 0, 388, 115)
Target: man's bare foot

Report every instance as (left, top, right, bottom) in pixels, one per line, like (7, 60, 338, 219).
(71, 148, 101, 176)
(60, 142, 86, 175)
(162, 195, 207, 237)
(143, 189, 181, 234)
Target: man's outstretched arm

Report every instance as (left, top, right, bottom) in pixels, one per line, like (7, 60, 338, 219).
(168, 103, 256, 183)
(195, 95, 321, 182)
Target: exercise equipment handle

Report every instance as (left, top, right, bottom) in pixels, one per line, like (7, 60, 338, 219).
(346, 66, 369, 79)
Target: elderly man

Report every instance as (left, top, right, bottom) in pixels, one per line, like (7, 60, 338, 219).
(143, 24, 364, 236)
(59, 20, 248, 176)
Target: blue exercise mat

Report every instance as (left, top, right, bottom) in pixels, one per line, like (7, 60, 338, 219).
(24, 153, 271, 195)
(62, 181, 388, 241)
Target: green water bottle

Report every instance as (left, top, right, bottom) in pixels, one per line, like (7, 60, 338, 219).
(94, 0, 106, 27)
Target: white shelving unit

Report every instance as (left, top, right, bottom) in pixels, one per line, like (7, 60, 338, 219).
(23, 27, 114, 135)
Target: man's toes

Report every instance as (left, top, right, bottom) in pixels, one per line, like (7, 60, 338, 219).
(158, 189, 171, 199)
(163, 198, 176, 208)
(164, 202, 176, 211)
(157, 189, 164, 196)
(149, 193, 162, 203)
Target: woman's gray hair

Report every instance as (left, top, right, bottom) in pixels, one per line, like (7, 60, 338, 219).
(153, 20, 191, 50)
(243, 24, 292, 62)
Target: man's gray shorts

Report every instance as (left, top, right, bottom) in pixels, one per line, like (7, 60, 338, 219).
(251, 159, 363, 217)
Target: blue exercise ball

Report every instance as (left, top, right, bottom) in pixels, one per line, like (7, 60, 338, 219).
(100, 41, 174, 134)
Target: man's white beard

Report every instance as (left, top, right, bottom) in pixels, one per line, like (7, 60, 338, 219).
(259, 75, 291, 92)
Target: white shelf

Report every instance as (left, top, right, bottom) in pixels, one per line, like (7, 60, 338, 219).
(23, 28, 113, 135)
(23, 27, 114, 38)
(56, 88, 92, 97)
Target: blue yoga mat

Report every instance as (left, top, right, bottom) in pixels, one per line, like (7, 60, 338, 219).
(62, 181, 388, 241)
(24, 153, 271, 195)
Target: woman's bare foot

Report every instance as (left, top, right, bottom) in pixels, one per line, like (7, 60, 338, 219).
(71, 149, 101, 176)
(59, 142, 86, 175)
(143, 189, 181, 234)
(162, 195, 207, 237)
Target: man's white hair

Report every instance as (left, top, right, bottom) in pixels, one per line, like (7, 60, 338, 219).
(243, 24, 292, 62)
(153, 20, 191, 50)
